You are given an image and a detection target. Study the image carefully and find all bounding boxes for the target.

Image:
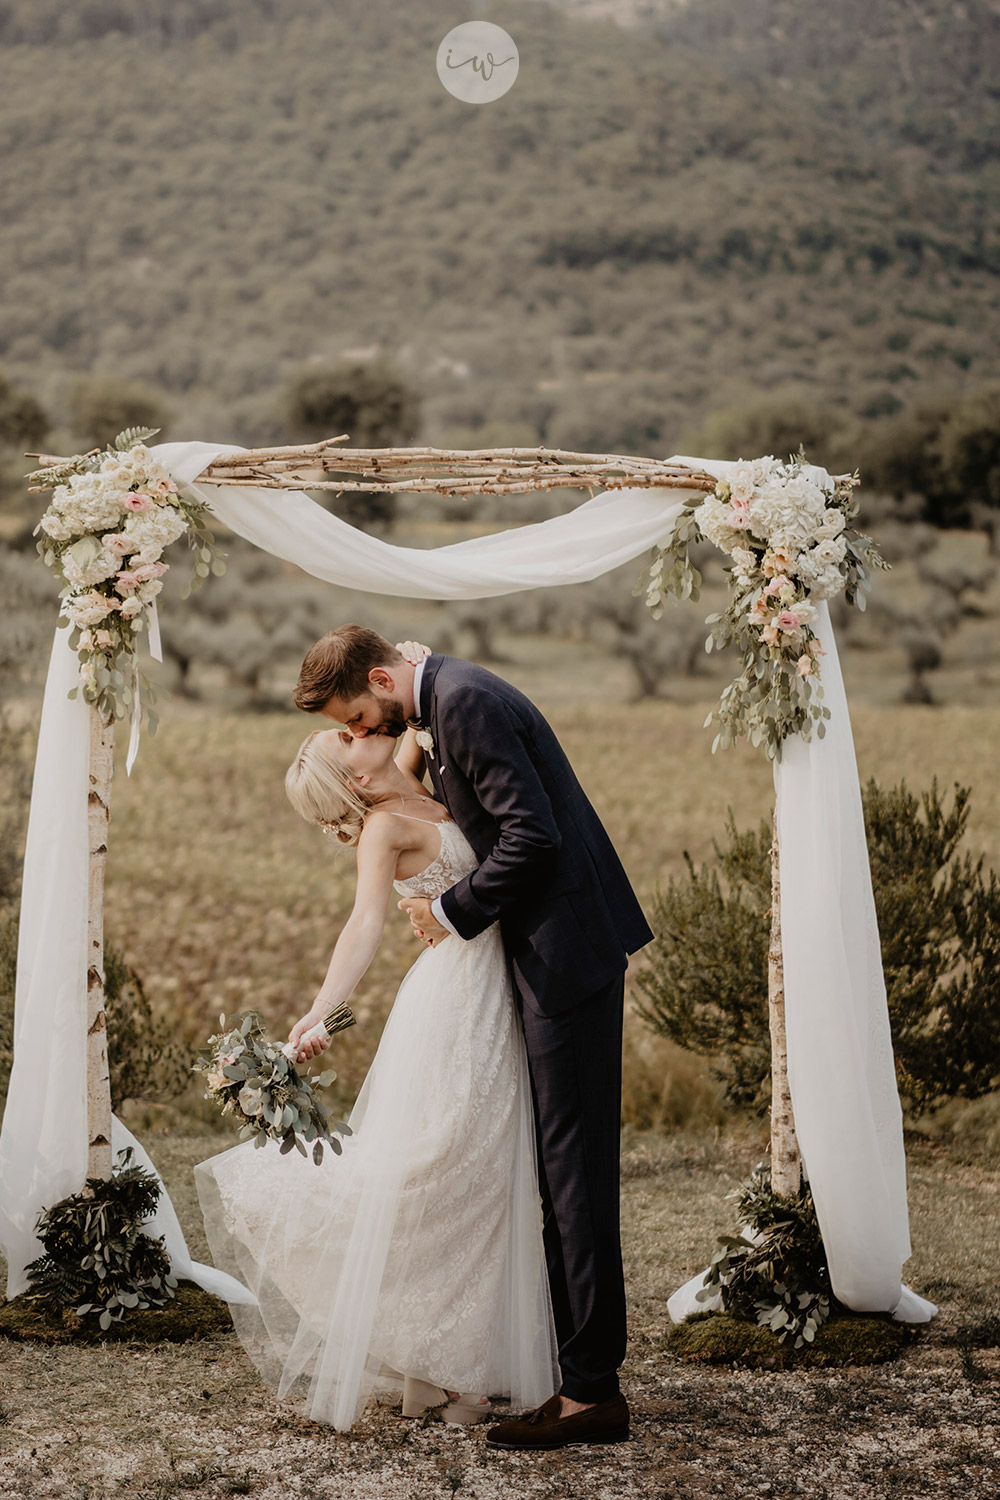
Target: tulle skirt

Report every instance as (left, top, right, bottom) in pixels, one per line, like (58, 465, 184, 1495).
(195, 924, 558, 1431)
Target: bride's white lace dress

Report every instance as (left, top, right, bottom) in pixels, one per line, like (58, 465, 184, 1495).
(195, 818, 558, 1431)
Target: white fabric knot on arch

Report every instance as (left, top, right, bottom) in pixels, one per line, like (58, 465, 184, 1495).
(0, 441, 935, 1325)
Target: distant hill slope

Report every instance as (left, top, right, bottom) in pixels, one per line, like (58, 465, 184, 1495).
(0, 0, 997, 460)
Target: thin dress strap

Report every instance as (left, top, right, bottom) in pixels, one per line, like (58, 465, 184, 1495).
(390, 810, 451, 827)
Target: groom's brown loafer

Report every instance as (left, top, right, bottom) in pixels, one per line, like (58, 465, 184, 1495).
(485, 1392, 630, 1450)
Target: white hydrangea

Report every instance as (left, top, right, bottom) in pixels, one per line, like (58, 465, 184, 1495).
(695, 494, 745, 555)
(50, 473, 125, 532)
(749, 472, 829, 551)
(122, 507, 188, 563)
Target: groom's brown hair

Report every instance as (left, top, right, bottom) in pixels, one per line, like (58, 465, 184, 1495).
(293, 625, 403, 713)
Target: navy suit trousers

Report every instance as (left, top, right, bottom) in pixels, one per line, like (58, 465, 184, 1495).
(516, 975, 627, 1405)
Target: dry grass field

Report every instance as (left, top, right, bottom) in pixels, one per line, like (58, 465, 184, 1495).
(92, 683, 1000, 1128)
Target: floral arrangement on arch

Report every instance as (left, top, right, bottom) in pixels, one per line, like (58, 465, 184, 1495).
(639, 452, 886, 758)
(32, 428, 225, 730)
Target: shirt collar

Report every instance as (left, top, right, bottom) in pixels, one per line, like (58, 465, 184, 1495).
(412, 655, 428, 723)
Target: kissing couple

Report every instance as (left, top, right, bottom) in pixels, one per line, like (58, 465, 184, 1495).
(195, 625, 652, 1449)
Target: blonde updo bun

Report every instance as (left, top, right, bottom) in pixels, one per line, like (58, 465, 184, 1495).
(285, 730, 372, 849)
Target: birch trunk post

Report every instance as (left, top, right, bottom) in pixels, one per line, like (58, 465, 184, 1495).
(86, 704, 114, 1183)
(768, 807, 802, 1197)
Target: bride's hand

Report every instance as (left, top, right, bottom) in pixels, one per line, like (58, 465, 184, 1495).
(288, 1008, 331, 1062)
(395, 639, 431, 666)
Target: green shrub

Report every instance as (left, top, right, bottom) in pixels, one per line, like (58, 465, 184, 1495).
(637, 779, 1000, 1114)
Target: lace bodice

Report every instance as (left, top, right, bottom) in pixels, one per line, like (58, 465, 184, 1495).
(393, 818, 477, 901)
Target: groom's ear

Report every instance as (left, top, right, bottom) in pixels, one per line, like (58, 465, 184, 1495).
(368, 667, 395, 692)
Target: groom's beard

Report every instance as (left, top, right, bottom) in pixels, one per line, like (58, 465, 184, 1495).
(371, 696, 408, 739)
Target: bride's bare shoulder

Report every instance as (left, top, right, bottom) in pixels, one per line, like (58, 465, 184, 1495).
(358, 808, 407, 850)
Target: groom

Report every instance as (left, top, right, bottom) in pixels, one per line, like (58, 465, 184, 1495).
(293, 625, 653, 1450)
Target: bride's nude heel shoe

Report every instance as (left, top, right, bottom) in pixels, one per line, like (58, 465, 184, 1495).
(401, 1377, 492, 1424)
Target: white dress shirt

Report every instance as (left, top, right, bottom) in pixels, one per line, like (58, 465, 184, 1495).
(412, 656, 462, 940)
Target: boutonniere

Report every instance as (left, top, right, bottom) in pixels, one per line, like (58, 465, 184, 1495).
(415, 727, 436, 759)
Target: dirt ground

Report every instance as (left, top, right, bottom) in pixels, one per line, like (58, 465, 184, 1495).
(1, 1129, 998, 1500)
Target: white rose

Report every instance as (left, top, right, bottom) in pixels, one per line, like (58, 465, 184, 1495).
(813, 536, 846, 566)
(119, 596, 143, 619)
(818, 509, 846, 538)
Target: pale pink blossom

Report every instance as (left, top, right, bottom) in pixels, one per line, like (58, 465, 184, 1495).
(765, 576, 791, 596)
(102, 532, 132, 556)
(761, 623, 780, 646)
(95, 629, 113, 648)
(777, 610, 803, 632)
(119, 596, 143, 618)
(122, 492, 152, 513)
(797, 655, 814, 677)
(150, 476, 173, 497)
(115, 570, 142, 593)
(133, 561, 167, 582)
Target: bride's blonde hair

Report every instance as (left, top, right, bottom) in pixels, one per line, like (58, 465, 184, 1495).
(285, 730, 372, 847)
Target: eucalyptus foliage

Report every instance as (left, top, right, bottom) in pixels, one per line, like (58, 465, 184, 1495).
(696, 1164, 836, 1349)
(25, 1147, 178, 1330)
(195, 1008, 354, 1165)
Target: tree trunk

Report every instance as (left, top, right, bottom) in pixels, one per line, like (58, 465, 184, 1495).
(769, 807, 802, 1197)
(86, 705, 114, 1182)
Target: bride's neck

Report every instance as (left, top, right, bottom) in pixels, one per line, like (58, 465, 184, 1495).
(366, 762, 424, 806)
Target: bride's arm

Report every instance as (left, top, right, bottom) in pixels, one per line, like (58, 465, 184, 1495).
(288, 815, 400, 1059)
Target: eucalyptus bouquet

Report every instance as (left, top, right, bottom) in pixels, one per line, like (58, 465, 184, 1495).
(638, 451, 887, 759)
(30, 427, 225, 732)
(196, 1006, 356, 1165)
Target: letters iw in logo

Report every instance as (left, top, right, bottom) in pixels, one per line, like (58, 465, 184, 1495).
(436, 22, 519, 104)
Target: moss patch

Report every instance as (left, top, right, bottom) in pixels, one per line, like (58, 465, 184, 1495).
(668, 1309, 919, 1368)
(0, 1280, 232, 1345)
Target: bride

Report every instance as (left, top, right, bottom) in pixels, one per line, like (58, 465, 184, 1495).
(194, 722, 558, 1433)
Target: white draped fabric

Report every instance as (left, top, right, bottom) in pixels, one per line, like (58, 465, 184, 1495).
(0, 439, 934, 1327)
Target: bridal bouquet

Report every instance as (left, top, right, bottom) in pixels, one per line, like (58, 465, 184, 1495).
(196, 1007, 356, 1165)
(639, 452, 886, 758)
(31, 427, 225, 731)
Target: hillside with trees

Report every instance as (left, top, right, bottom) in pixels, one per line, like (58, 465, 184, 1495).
(0, 0, 997, 468)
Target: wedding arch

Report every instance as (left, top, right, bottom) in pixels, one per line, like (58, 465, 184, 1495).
(0, 435, 935, 1327)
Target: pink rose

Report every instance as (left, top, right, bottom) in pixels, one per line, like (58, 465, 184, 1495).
(123, 492, 151, 512)
(133, 561, 168, 582)
(777, 610, 802, 632)
(115, 570, 142, 593)
(150, 476, 172, 497)
(765, 576, 790, 596)
(797, 655, 814, 677)
(102, 532, 132, 555)
(761, 624, 780, 646)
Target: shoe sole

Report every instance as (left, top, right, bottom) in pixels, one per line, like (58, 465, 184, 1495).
(485, 1429, 630, 1451)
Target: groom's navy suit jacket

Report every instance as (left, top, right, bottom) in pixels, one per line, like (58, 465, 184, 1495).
(417, 654, 653, 1016)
